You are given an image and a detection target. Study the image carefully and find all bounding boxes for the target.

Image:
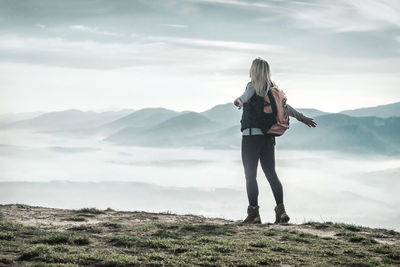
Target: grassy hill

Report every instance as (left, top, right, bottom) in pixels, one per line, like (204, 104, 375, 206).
(0, 204, 399, 266)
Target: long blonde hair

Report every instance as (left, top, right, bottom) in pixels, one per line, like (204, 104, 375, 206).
(249, 57, 277, 97)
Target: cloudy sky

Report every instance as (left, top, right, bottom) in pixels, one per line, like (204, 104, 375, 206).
(0, 0, 399, 114)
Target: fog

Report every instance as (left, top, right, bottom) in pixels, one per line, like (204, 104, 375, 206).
(0, 129, 399, 230)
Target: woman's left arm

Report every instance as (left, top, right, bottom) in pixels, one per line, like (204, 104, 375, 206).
(234, 82, 256, 109)
(286, 104, 317, 127)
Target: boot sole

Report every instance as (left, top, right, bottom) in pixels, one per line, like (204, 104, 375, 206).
(280, 215, 290, 223)
(242, 216, 262, 224)
(274, 215, 290, 224)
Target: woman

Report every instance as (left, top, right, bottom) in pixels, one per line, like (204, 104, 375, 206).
(233, 57, 317, 224)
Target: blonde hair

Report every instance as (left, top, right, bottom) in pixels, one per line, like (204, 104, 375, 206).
(249, 57, 277, 97)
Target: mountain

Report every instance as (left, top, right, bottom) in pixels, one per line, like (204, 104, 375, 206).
(0, 111, 46, 125)
(105, 112, 400, 155)
(278, 113, 400, 155)
(339, 101, 400, 118)
(82, 107, 181, 137)
(148, 111, 219, 134)
(104, 112, 222, 147)
(199, 102, 330, 127)
(0, 109, 134, 131)
(200, 103, 329, 126)
(2, 101, 399, 154)
(296, 108, 331, 118)
(191, 124, 241, 149)
(101, 107, 179, 129)
(201, 103, 242, 127)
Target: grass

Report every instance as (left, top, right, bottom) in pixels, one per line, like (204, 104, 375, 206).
(101, 221, 122, 229)
(63, 216, 87, 222)
(75, 208, 105, 215)
(30, 231, 91, 246)
(0, 212, 399, 266)
(67, 225, 103, 234)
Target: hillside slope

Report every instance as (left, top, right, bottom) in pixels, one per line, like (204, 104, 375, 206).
(105, 112, 222, 147)
(201, 103, 242, 127)
(339, 102, 400, 118)
(278, 114, 400, 155)
(0, 204, 399, 266)
(0, 109, 133, 131)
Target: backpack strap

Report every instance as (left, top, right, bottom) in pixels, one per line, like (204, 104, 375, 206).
(267, 89, 278, 117)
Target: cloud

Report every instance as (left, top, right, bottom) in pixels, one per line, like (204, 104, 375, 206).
(35, 24, 46, 29)
(159, 24, 189, 28)
(68, 25, 121, 36)
(286, 0, 400, 32)
(0, 32, 285, 70)
(187, 0, 273, 8)
(187, 0, 400, 32)
(0, 0, 399, 114)
(146, 35, 283, 53)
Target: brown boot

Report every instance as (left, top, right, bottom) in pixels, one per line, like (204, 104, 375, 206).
(274, 203, 290, 223)
(243, 205, 261, 224)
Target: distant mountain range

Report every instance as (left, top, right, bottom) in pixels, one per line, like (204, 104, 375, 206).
(105, 112, 223, 147)
(0, 109, 134, 131)
(278, 113, 400, 155)
(0, 111, 45, 124)
(339, 102, 400, 118)
(296, 108, 330, 118)
(0, 101, 399, 154)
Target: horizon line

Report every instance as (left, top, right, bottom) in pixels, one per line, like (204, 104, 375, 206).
(1, 100, 399, 116)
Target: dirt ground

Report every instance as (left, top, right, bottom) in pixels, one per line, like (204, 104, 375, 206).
(0, 203, 398, 246)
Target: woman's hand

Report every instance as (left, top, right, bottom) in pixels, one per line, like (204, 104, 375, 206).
(303, 117, 317, 128)
(234, 98, 243, 109)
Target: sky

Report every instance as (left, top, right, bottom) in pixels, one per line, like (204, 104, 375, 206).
(0, 0, 399, 114)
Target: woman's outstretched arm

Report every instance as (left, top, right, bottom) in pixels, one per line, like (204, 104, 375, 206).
(234, 82, 255, 109)
(286, 104, 317, 127)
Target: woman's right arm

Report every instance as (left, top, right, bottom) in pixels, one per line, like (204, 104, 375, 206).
(286, 104, 317, 127)
(286, 104, 307, 122)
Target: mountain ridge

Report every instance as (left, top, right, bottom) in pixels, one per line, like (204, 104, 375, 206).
(1, 101, 399, 154)
(1, 101, 399, 129)
(338, 101, 400, 118)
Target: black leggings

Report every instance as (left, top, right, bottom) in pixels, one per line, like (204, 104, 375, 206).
(241, 134, 283, 206)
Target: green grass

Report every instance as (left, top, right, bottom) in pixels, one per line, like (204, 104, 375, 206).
(335, 231, 378, 245)
(63, 216, 87, 222)
(30, 231, 90, 246)
(67, 225, 103, 234)
(75, 207, 105, 215)
(0, 216, 399, 266)
(101, 221, 122, 229)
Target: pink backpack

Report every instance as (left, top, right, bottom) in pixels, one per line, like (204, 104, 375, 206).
(263, 87, 289, 136)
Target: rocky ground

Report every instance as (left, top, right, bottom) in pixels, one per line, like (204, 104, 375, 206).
(0, 203, 399, 266)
